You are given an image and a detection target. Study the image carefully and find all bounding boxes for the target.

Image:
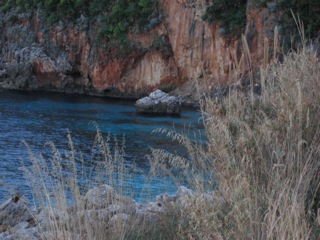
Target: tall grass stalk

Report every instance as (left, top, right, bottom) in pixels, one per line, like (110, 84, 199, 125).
(197, 46, 319, 239)
(20, 30, 320, 239)
(151, 39, 320, 239)
(22, 127, 138, 239)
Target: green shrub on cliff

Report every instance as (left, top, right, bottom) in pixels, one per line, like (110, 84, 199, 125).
(0, 0, 158, 54)
(202, 0, 320, 40)
(202, 0, 248, 36)
(98, 0, 157, 54)
(279, 0, 320, 40)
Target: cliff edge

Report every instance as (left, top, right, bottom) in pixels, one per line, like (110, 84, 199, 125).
(0, 0, 282, 103)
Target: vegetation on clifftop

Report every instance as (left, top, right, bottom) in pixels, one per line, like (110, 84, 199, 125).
(202, 0, 320, 40)
(0, 0, 158, 54)
(202, 0, 248, 36)
(1, 0, 319, 51)
(279, 0, 320, 40)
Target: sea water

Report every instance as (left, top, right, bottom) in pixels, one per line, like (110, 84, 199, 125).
(0, 91, 204, 203)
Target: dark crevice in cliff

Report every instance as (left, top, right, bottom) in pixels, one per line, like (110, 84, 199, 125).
(160, 14, 181, 85)
(189, 10, 197, 37)
(65, 70, 82, 79)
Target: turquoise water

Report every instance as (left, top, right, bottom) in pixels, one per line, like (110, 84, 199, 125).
(0, 91, 204, 203)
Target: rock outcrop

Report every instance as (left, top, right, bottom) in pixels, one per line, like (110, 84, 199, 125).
(0, 193, 38, 240)
(0, 185, 222, 240)
(135, 89, 181, 116)
(0, 193, 36, 233)
(0, 1, 281, 102)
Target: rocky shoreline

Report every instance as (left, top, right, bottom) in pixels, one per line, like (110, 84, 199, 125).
(0, 185, 221, 240)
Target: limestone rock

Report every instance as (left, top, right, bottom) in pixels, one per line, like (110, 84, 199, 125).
(109, 213, 131, 226)
(40, 230, 73, 240)
(37, 207, 70, 232)
(135, 89, 181, 116)
(83, 184, 118, 210)
(0, 194, 35, 233)
(7, 221, 29, 234)
(0, 69, 7, 78)
(0, 185, 223, 239)
(155, 193, 176, 204)
(0, 2, 280, 102)
(108, 203, 136, 216)
(77, 209, 111, 224)
(174, 186, 194, 208)
(2, 227, 39, 240)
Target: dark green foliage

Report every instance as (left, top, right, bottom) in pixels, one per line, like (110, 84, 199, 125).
(98, 0, 157, 54)
(279, 0, 320, 40)
(1, 0, 89, 21)
(0, 0, 16, 13)
(202, 0, 320, 40)
(202, 0, 248, 36)
(8, 14, 18, 24)
(0, 0, 157, 54)
(152, 36, 170, 51)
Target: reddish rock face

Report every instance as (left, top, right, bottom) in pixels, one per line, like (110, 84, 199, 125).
(161, 0, 239, 89)
(28, 17, 180, 98)
(244, 6, 282, 68)
(0, 0, 280, 101)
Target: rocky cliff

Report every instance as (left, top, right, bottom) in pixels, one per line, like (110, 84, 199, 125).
(0, 0, 281, 102)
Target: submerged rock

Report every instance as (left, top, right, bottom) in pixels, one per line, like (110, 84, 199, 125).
(135, 89, 181, 116)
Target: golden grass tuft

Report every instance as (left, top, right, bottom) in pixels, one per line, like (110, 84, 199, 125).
(181, 44, 320, 239)
(22, 127, 138, 239)
(19, 25, 320, 239)
(149, 34, 320, 239)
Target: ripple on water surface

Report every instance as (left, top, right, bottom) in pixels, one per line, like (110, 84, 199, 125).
(0, 92, 205, 203)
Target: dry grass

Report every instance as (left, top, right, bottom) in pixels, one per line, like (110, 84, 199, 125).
(20, 28, 320, 239)
(22, 126, 183, 240)
(199, 44, 320, 239)
(149, 37, 320, 239)
(22, 126, 138, 239)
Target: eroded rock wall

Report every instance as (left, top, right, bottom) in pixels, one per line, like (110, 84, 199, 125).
(0, 0, 281, 101)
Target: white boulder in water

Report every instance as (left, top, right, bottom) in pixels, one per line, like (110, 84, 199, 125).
(135, 89, 181, 116)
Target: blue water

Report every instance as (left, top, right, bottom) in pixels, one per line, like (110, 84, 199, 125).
(0, 91, 204, 203)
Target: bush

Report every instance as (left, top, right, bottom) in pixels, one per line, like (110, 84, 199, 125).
(202, 0, 248, 36)
(98, 0, 157, 55)
(0, 0, 158, 54)
(279, 0, 320, 40)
